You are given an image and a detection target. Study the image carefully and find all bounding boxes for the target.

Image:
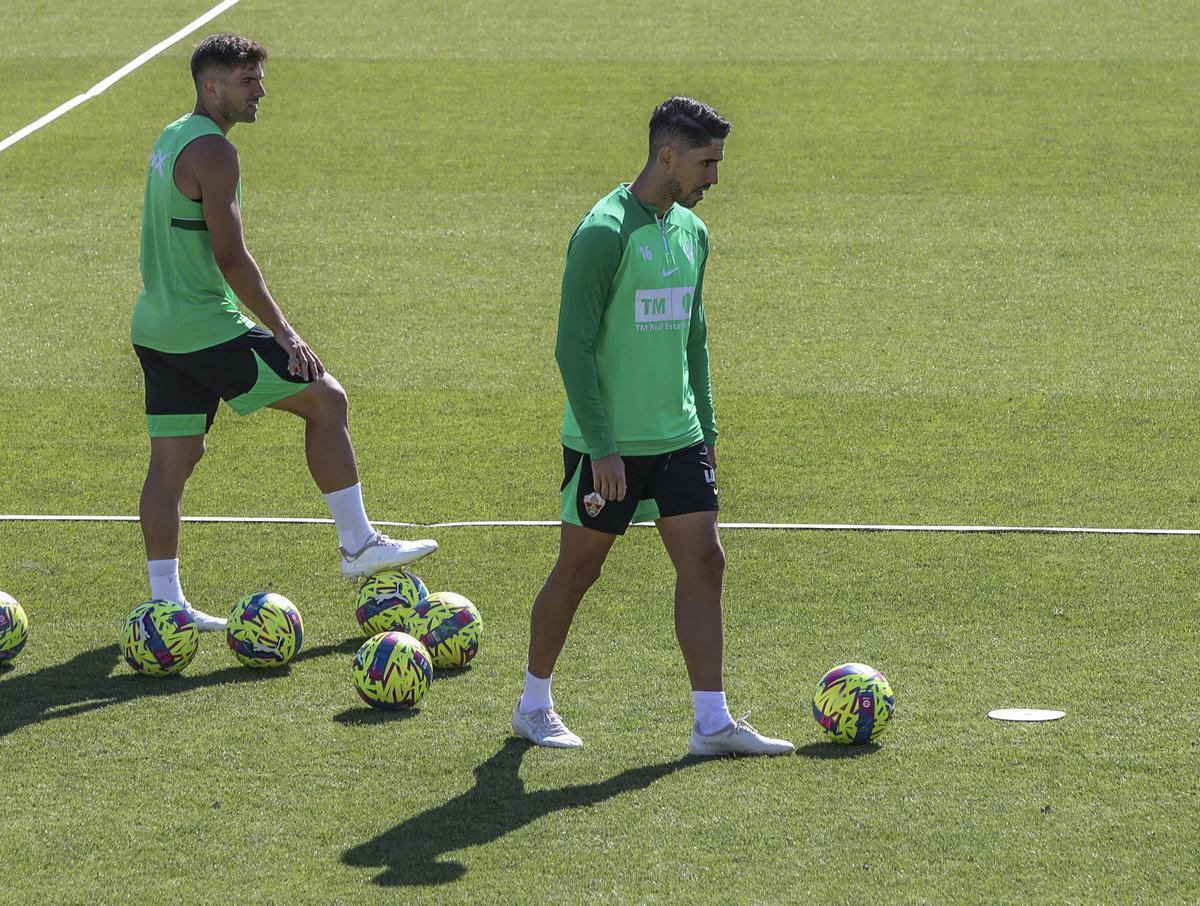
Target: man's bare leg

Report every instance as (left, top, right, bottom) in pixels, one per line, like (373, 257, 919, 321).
(270, 374, 437, 578)
(513, 523, 618, 748)
(139, 434, 225, 630)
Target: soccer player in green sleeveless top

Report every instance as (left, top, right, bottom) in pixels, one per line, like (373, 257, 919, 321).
(512, 98, 794, 756)
(133, 34, 436, 630)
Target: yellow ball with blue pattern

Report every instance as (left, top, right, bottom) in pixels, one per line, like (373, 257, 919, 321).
(408, 591, 482, 669)
(118, 600, 200, 676)
(352, 631, 432, 710)
(0, 591, 29, 664)
(812, 663, 895, 745)
(355, 569, 427, 636)
(226, 592, 303, 668)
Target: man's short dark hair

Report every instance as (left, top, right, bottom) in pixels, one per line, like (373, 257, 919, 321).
(648, 97, 732, 158)
(190, 33, 268, 83)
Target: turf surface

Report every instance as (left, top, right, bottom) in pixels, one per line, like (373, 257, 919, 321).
(2, 1, 1199, 902)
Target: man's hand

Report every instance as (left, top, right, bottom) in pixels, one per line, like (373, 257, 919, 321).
(706, 443, 717, 473)
(591, 452, 626, 502)
(274, 327, 324, 381)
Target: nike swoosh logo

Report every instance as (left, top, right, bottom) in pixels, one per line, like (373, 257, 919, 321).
(661, 267, 679, 277)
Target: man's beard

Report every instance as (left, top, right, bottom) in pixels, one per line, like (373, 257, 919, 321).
(667, 174, 700, 210)
(665, 174, 695, 208)
(219, 97, 254, 124)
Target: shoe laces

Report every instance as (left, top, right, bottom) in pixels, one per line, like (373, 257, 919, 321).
(731, 711, 758, 735)
(343, 531, 385, 558)
(529, 708, 569, 734)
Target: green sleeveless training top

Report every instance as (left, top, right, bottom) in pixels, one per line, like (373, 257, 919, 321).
(132, 114, 255, 352)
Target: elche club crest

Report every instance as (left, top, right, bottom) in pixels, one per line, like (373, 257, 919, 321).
(681, 236, 696, 266)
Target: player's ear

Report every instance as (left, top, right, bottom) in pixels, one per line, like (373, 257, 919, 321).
(657, 144, 674, 169)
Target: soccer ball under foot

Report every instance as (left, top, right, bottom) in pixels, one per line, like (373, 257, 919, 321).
(355, 570, 427, 635)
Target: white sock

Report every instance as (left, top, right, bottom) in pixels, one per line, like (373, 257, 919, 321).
(519, 669, 553, 713)
(148, 559, 185, 604)
(692, 690, 733, 734)
(323, 483, 374, 552)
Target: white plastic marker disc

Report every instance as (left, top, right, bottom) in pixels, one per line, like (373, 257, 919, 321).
(988, 708, 1065, 722)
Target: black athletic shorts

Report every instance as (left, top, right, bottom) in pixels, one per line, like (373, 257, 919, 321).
(134, 326, 311, 437)
(559, 440, 718, 535)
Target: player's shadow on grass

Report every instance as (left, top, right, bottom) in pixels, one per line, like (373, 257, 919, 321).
(0, 637, 362, 740)
(342, 737, 698, 886)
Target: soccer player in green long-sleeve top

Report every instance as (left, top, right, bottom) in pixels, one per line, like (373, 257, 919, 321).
(512, 97, 794, 756)
(132, 34, 436, 630)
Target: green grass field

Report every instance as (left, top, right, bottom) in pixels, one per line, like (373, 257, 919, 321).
(3, 1, 1199, 902)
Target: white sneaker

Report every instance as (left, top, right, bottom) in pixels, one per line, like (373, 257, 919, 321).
(339, 530, 438, 579)
(179, 602, 226, 633)
(512, 704, 584, 748)
(688, 712, 795, 757)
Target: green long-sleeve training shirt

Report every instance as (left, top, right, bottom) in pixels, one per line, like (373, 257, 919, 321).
(556, 184, 718, 458)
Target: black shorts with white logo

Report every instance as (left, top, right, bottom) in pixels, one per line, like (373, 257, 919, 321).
(559, 440, 718, 535)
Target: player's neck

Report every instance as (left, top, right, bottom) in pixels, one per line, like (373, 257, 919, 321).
(191, 103, 233, 135)
(628, 171, 673, 217)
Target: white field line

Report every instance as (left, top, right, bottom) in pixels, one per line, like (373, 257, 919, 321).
(0, 0, 241, 154)
(1, 514, 1199, 536)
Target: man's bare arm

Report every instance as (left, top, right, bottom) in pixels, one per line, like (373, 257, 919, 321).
(185, 135, 323, 379)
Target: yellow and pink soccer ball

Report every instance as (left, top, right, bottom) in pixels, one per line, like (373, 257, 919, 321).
(355, 570, 427, 636)
(408, 591, 482, 669)
(812, 663, 895, 745)
(226, 592, 303, 668)
(0, 591, 29, 665)
(118, 600, 200, 677)
(352, 631, 432, 710)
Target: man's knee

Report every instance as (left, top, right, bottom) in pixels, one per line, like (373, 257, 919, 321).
(321, 374, 349, 414)
(553, 553, 606, 597)
(301, 374, 349, 422)
(148, 436, 206, 481)
(184, 438, 206, 472)
(680, 541, 725, 584)
(551, 524, 616, 596)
